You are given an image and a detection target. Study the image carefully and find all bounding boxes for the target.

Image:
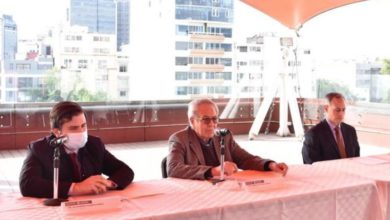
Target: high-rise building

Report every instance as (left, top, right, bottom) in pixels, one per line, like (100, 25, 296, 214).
(0, 14, 18, 103)
(128, 0, 234, 100)
(116, 0, 130, 51)
(1, 14, 17, 62)
(68, 0, 116, 34)
(174, 0, 234, 98)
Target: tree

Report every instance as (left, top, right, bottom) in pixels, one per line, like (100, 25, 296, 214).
(26, 68, 108, 102)
(24, 68, 63, 102)
(67, 88, 107, 102)
(316, 79, 357, 101)
(380, 59, 390, 75)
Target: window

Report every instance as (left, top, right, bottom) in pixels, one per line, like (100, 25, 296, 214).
(18, 77, 33, 88)
(93, 48, 110, 54)
(98, 60, 107, 69)
(16, 64, 31, 70)
(119, 65, 128, 72)
(238, 46, 248, 52)
(175, 41, 188, 50)
(64, 59, 72, 69)
(65, 47, 80, 53)
(78, 60, 88, 69)
(175, 72, 188, 80)
(175, 57, 189, 66)
(212, 8, 219, 17)
(220, 58, 232, 66)
(65, 35, 82, 41)
(93, 36, 110, 42)
(119, 90, 127, 97)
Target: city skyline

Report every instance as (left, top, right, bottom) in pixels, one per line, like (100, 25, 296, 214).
(0, 0, 389, 104)
(1, 0, 390, 60)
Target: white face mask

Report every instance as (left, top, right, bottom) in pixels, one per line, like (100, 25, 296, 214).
(64, 131, 88, 151)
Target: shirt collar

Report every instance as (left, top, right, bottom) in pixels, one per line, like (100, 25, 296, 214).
(325, 118, 340, 130)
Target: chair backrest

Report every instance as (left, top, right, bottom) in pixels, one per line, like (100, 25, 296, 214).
(161, 156, 168, 178)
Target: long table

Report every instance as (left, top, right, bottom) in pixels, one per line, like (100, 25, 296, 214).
(313, 153, 390, 220)
(0, 163, 385, 220)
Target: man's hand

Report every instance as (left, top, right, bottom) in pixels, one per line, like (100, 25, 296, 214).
(70, 175, 116, 196)
(268, 162, 288, 176)
(211, 161, 238, 177)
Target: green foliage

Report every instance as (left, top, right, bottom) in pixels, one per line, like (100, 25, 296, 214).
(380, 59, 390, 75)
(25, 68, 108, 102)
(23, 68, 62, 102)
(316, 79, 357, 101)
(67, 88, 107, 102)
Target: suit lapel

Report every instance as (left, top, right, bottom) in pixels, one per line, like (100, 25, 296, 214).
(187, 127, 206, 165)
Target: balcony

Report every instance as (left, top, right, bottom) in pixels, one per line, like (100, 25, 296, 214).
(189, 33, 225, 43)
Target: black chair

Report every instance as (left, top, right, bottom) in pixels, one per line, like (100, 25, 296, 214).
(161, 156, 168, 178)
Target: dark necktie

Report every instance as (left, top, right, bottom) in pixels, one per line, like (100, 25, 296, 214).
(334, 127, 347, 158)
(69, 153, 81, 181)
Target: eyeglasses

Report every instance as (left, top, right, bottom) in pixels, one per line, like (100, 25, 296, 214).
(196, 116, 219, 124)
(333, 108, 346, 113)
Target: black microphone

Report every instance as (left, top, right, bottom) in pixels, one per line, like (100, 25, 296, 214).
(50, 136, 68, 146)
(214, 128, 230, 137)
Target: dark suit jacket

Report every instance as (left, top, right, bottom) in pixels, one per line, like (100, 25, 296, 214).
(302, 120, 360, 164)
(167, 126, 273, 180)
(19, 135, 134, 198)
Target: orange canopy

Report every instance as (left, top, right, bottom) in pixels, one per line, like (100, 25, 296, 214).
(241, 0, 366, 30)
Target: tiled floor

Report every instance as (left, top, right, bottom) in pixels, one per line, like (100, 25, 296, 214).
(1, 134, 389, 193)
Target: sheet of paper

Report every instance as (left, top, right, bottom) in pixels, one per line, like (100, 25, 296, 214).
(353, 156, 390, 165)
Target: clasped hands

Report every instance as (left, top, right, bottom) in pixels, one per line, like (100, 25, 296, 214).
(211, 161, 288, 177)
(70, 175, 117, 196)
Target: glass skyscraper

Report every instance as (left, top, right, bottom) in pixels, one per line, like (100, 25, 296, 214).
(116, 0, 130, 51)
(69, 0, 116, 34)
(1, 14, 17, 62)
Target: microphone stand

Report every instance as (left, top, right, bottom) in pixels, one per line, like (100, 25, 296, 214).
(219, 136, 225, 181)
(211, 135, 226, 185)
(44, 144, 67, 206)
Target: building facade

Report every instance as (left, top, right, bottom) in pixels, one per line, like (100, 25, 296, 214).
(52, 25, 127, 100)
(0, 14, 18, 102)
(116, 0, 130, 51)
(68, 0, 116, 34)
(128, 0, 234, 100)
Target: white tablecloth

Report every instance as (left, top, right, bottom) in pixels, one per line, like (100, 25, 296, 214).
(313, 153, 390, 220)
(0, 164, 384, 220)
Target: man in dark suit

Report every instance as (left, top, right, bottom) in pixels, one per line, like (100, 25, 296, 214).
(19, 101, 134, 198)
(167, 98, 288, 180)
(302, 92, 360, 164)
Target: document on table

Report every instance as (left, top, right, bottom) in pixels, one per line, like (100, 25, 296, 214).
(353, 156, 390, 165)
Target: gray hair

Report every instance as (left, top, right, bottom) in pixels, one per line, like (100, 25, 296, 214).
(325, 92, 345, 104)
(187, 98, 219, 122)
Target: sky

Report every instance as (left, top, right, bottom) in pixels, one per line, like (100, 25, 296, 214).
(0, 0, 67, 38)
(1, 0, 389, 60)
(235, 0, 390, 60)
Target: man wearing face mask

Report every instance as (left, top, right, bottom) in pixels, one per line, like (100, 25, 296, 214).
(19, 101, 134, 198)
(302, 92, 360, 164)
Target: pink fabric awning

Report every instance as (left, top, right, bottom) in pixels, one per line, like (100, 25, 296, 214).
(241, 0, 366, 30)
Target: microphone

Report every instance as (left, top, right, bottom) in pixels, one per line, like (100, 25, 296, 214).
(214, 128, 230, 137)
(50, 136, 68, 146)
